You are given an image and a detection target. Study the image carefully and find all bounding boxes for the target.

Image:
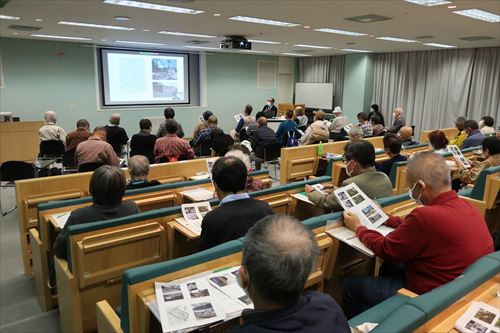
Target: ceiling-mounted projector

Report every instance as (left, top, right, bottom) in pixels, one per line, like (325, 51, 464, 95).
(220, 36, 252, 50)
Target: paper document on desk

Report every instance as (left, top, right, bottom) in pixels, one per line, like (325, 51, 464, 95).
(178, 202, 212, 234)
(155, 278, 226, 333)
(205, 157, 219, 179)
(291, 192, 314, 205)
(52, 212, 71, 229)
(180, 188, 214, 202)
(207, 267, 253, 309)
(333, 183, 388, 229)
(454, 301, 499, 333)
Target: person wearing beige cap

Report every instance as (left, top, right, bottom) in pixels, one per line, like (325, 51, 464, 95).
(300, 110, 330, 145)
(329, 106, 349, 141)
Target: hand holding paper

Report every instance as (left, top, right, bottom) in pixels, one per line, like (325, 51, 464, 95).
(343, 211, 362, 231)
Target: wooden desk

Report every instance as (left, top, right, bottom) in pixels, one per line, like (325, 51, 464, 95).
(0, 121, 44, 163)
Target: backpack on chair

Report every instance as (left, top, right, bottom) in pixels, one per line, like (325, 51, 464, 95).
(286, 130, 299, 147)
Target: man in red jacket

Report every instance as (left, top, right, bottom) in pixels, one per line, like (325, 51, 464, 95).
(342, 151, 493, 318)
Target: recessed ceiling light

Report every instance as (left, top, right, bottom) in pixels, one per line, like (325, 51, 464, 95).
(142, 29, 150, 32)
(376, 36, 418, 43)
(240, 50, 272, 54)
(58, 21, 135, 31)
(453, 9, 500, 23)
(114, 16, 130, 21)
(280, 52, 311, 57)
(158, 31, 217, 38)
(447, 5, 457, 9)
(103, 0, 204, 14)
(404, 0, 451, 6)
(0, 14, 20, 20)
(115, 40, 165, 46)
(35, 18, 44, 22)
(247, 39, 281, 45)
(213, 13, 221, 17)
(423, 42, 457, 48)
(340, 48, 372, 53)
(229, 16, 300, 27)
(183, 45, 219, 50)
(293, 44, 332, 49)
(314, 28, 367, 36)
(30, 34, 92, 41)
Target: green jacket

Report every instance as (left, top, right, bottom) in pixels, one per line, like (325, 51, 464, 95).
(308, 168, 394, 211)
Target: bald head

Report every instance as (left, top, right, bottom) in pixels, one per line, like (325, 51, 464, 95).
(399, 126, 413, 140)
(44, 110, 57, 124)
(110, 113, 121, 125)
(394, 107, 403, 117)
(257, 117, 268, 127)
(407, 151, 451, 191)
(242, 215, 319, 306)
(294, 106, 304, 116)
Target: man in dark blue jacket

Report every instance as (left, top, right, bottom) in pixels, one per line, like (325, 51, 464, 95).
(250, 117, 276, 170)
(462, 120, 485, 149)
(228, 215, 350, 333)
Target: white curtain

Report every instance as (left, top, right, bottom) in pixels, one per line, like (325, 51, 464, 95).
(298, 55, 345, 106)
(467, 47, 500, 128)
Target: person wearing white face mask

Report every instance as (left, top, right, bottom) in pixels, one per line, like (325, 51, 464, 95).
(258, 97, 277, 119)
(387, 107, 406, 134)
(229, 215, 350, 333)
(305, 140, 393, 211)
(342, 151, 493, 318)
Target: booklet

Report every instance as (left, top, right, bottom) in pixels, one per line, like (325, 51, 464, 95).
(179, 188, 214, 202)
(333, 183, 389, 229)
(234, 114, 244, 123)
(207, 267, 254, 309)
(455, 301, 499, 333)
(205, 157, 219, 178)
(176, 202, 212, 235)
(155, 278, 226, 333)
(447, 144, 471, 169)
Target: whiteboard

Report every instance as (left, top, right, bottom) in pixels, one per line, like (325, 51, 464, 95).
(295, 82, 334, 110)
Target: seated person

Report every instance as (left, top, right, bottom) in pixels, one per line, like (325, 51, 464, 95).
(39, 110, 66, 144)
(299, 110, 329, 145)
(53, 166, 140, 259)
(198, 157, 274, 251)
(305, 140, 393, 211)
(192, 110, 213, 139)
(357, 112, 373, 137)
(191, 115, 219, 156)
(250, 117, 276, 170)
(66, 119, 91, 151)
(225, 144, 264, 192)
(462, 120, 485, 149)
(104, 113, 129, 156)
(370, 114, 385, 137)
(294, 106, 308, 132)
(342, 152, 493, 318)
(376, 134, 407, 176)
(479, 116, 495, 136)
(399, 126, 419, 147)
(449, 116, 468, 148)
(347, 125, 364, 142)
(130, 118, 157, 164)
(368, 104, 385, 127)
(156, 107, 184, 138)
(154, 119, 194, 162)
(126, 155, 161, 190)
(258, 97, 277, 119)
(458, 136, 500, 185)
(329, 106, 349, 141)
(228, 215, 350, 333)
(387, 107, 406, 134)
(231, 104, 255, 140)
(275, 109, 298, 145)
(75, 126, 119, 167)
(428, 129, 449, 154)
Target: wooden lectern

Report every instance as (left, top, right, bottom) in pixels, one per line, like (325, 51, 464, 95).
(0, 121, 44, 163)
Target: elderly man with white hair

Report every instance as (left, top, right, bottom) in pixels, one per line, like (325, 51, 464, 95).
(342, 151, 493, 318)
(104, 113, 129, 156)
(126, 155, 161, 190)
(39, 110, 66, 143)
(228, 215, 350, 333)
(329, 106, 349, 141)
(387, 107, 406, 133)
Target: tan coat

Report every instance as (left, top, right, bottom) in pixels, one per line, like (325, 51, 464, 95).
(459, 154, 500, 184)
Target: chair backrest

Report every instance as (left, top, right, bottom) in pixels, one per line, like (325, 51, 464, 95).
(62, 148, 76, 168)
(1, 161, 35, 181)
(39, 140, 65, 157)
(470, 166, 500, 201)
(264, 142, 282, 162)
(78, 162, 104, 173)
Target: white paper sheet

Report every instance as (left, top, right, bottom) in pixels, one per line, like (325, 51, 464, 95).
(180, 189, 214, 202)
(51, 212, 71, 229)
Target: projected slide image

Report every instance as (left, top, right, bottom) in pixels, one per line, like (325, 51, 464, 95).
(152, 58, 177, 80)
(153, 82, 179, 99)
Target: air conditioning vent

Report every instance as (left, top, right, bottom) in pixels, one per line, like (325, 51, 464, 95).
(345, 14, 392, 23)
(185, 40, 210, 45)
(9, 25, 42, 31)
(415, 35, 435, 39)
(459, 36, 494, 41)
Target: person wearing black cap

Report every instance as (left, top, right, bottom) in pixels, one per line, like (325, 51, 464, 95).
(192, 110, 214, 139)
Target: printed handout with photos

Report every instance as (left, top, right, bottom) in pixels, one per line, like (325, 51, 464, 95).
(206, 157, 219, 178)
(176, 202, 212, 235)
(455, 301, 499, 333)
(155, 278, 226, 333)
(447, 144, 471, 168)
(234, 114, 244, 123)
(207, 267, 254, 309)
(333, 183, 388, 229)
(179, 188, 214, 202)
